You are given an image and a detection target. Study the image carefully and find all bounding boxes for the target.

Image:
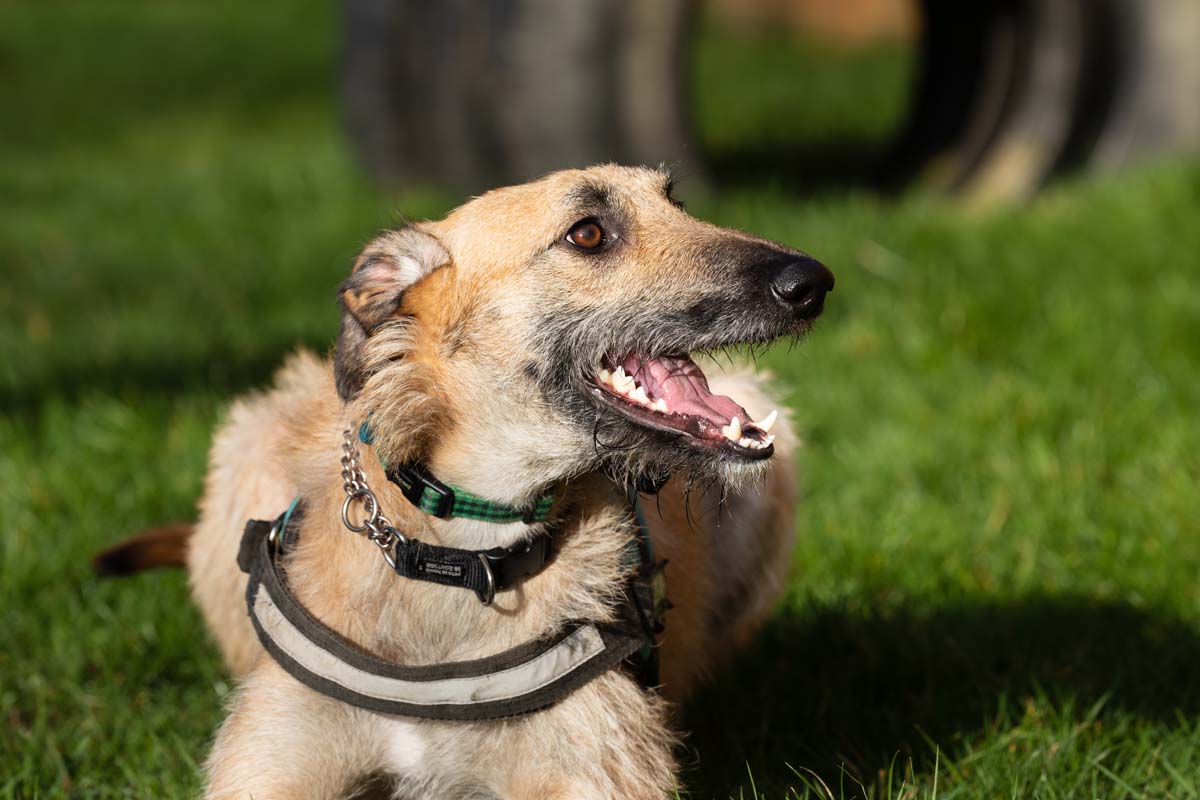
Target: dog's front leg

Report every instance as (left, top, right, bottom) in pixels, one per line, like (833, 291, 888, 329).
(203, 660, 385, 800)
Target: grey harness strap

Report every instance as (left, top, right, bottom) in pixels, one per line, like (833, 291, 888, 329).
(238, 505, 655, 720)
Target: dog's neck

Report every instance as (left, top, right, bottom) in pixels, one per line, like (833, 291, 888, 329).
(285, 420, 627, 664)
(426, 513, 542, 551)
(353, 409, 592, 548)
(356, 430, 580, 551)
(424, 421, 589, 517)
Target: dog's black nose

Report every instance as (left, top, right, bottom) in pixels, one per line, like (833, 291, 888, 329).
(770, 256, 834, 318)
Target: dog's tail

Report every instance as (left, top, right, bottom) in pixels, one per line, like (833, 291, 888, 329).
(93, 522, 193, 576)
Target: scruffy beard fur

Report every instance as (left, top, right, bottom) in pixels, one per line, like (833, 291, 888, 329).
(351, 314, 779, 505)
(175, 165, 830, 799)
(349, 274, 811, 501)
(532, 319, 805, 492)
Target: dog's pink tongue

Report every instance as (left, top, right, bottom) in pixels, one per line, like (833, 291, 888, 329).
(622, 354, 750, 425)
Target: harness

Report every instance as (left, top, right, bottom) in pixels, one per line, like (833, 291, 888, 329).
(239, 428, 669, 721)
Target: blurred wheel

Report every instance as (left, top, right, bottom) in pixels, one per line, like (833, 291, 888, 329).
(883, 0, 1007, 192)
(955, 0, 1087, 203)
(1083, 0, 1200, 172)
(342, 0, 693, 192)
(892, 0, 1199, 202)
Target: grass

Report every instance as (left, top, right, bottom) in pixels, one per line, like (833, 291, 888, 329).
(2, 1, 1199, 797)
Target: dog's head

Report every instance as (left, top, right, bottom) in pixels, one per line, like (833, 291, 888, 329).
(336, 165, 832, 497)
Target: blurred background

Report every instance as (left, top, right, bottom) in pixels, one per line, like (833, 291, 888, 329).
(345, 0, 1199, 202)
(2, 1, 1199, 798)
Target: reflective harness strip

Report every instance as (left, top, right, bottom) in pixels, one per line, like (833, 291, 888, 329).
(253, 586, 607, 707)
(238, 502, 659, 720)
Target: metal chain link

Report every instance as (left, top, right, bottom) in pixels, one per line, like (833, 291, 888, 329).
(340, 428, 404, 568)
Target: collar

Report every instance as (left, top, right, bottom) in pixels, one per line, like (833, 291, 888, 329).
(358, 422, 556, 523)
(238, 501, 658, 720)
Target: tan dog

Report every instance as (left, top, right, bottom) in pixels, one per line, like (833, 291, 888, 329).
(102, 165, 833, 798)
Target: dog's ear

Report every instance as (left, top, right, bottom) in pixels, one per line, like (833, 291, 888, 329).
(334, 226, 450, 400)
(340, 226, 450, 330)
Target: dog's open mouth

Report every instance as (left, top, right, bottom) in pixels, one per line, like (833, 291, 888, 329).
(588, 354, 777, 460)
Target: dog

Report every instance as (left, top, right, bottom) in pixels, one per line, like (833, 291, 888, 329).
(97, 164, 833, 798)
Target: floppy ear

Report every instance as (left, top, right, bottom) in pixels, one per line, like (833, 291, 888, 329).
(334, 226, 450, 400)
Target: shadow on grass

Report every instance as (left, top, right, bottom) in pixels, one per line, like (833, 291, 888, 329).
(703, 141, 895, 196)
(0, 337, 330, 417)
(682, 597, 1200, 798)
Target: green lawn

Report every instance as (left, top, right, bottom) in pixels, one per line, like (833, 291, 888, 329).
(3, 2, 1200, 798)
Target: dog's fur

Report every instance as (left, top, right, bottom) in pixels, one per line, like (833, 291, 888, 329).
(154, 165, 825, 798)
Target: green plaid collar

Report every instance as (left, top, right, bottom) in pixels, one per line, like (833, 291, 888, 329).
(358, 423, 556, 523)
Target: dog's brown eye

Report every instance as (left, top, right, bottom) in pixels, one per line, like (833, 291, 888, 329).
(567, 220, 605, 250)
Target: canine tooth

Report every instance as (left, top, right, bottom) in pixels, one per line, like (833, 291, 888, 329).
(612, 367, 635, 392)
(757, 410, 778, 434)
(597, 368, 613, 385)
(721, 416, 742, 442)
(649, 398, 668, 413)
(766, 434, 776, 446)
(630, 386, 650, 405)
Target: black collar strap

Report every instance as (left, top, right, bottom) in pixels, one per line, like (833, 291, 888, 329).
(390, 526, 553, 605)
(238, 503, 653, 720)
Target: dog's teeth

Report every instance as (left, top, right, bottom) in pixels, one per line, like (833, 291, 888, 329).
(612, 367, 635, 393)
(738, 436, 754, 448)
(721, 416, 742, 442)
(597, 368, 613, 385)
(757, 410, 778, 434)
(649, 398, 668, 413)
(630, 386, 650, 405)
(766, 434, 776, 446)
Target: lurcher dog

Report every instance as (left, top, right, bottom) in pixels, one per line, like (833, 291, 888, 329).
(99, 165, 833, 798)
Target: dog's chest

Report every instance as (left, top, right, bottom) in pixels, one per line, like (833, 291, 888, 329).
(380, 716, 427, 773)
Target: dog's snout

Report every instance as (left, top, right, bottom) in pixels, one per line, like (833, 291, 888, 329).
(770, 256, 834, 317)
